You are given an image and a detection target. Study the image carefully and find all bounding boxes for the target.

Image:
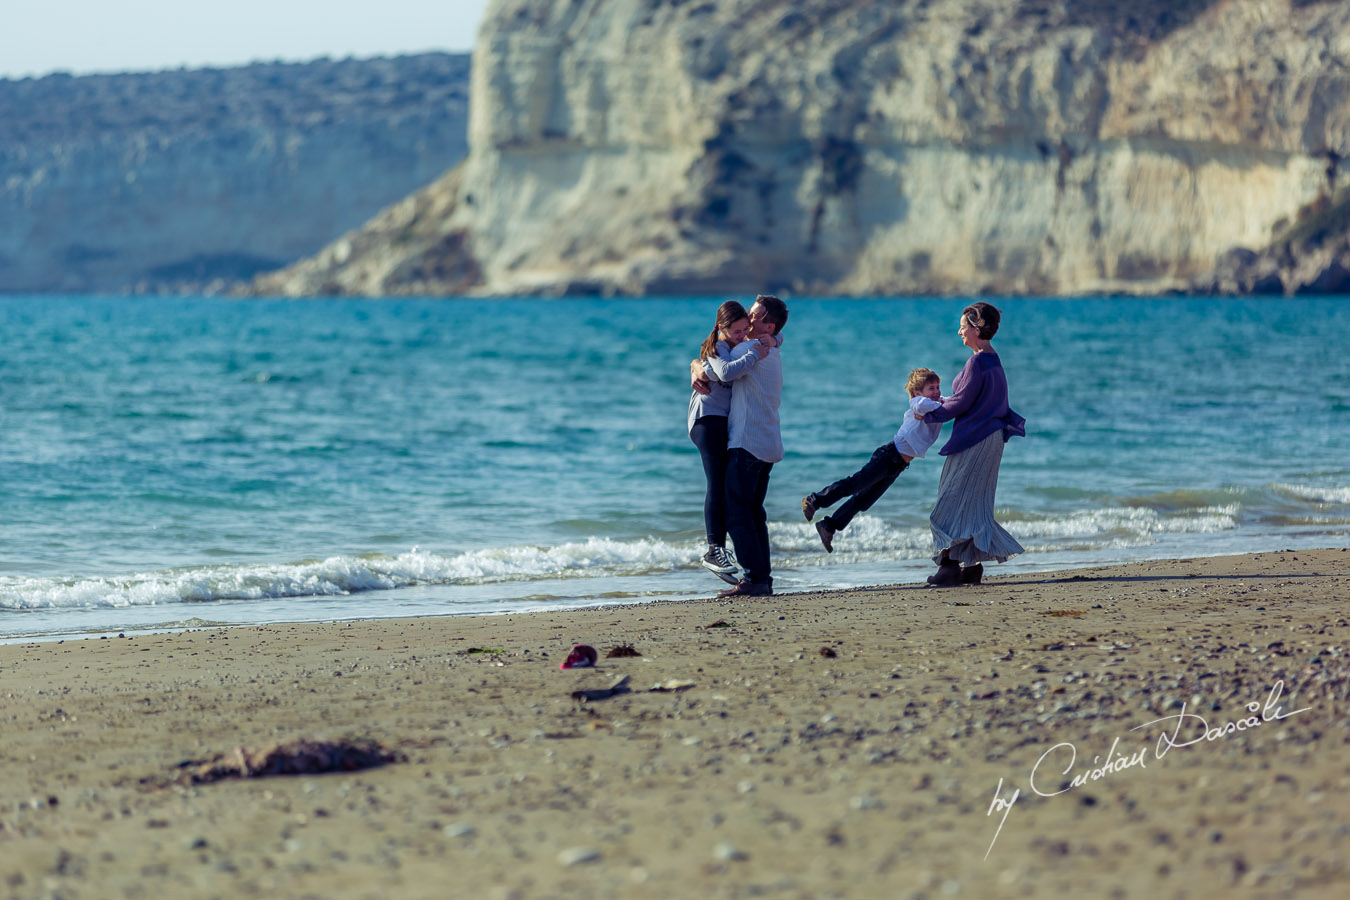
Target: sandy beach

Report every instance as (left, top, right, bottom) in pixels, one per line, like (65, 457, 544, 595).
(2, 549, 1347, 899)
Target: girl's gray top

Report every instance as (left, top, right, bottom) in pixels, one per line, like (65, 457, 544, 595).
(686, 339, 767, 434)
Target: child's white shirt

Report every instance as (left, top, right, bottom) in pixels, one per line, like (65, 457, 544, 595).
(892, 396, 944, 458)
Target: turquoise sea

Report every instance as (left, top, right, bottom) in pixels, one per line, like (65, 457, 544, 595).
(2, 295, 1347, 642)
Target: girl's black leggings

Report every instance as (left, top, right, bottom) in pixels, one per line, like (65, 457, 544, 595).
(689, 415, 730, 546)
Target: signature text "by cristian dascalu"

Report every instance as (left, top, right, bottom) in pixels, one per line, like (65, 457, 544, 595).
(983, 679, 1310, 859)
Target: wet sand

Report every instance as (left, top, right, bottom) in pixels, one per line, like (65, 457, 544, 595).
(2, 549, 1348, 899)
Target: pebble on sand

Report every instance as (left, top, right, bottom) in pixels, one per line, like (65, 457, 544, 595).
(558, 847, 602, 866)
(714, 842, 748, 862)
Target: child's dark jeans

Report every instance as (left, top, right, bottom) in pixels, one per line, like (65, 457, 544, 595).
(810, 442, 910, 532)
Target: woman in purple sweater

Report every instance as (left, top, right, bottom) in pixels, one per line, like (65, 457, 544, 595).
(920, 302, 1026, 587)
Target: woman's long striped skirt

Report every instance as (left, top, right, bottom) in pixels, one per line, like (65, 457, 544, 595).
(929, 431, 1024, 565)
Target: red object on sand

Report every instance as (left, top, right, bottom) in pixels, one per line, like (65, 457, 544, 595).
(560, 644, 598, 670)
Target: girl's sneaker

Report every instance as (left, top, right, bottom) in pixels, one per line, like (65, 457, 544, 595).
(700, 545, 739, 584)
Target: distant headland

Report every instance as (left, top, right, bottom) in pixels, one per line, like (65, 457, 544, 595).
(0, 54, 469, 294)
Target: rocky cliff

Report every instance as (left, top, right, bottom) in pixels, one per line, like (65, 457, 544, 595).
(1, 54, 469, 294)
(252, 0, 1350, 298)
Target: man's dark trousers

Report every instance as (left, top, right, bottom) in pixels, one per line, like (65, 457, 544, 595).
(725, 447, 774, 586)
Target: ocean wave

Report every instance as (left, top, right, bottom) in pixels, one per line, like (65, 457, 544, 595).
(0, 558, 408, 611)
(771, 502, 1239, 555)
(1115, 482, 1350, 516)
(1270, 483, 1350, 506)
(0, 487, 1328, 612)
(769, 517, 930, 555)
(770, 523, 1172, 569)
(1006, 505, 1239, 538)
(1261, 515, 1350, 527)
(0, 538, 700, 612)
(1118, 487, 1247, 512)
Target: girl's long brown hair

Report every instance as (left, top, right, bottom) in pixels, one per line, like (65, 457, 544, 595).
(700, 300, 749, 361)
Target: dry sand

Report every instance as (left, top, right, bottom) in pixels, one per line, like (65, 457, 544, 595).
(2, 549, 1348, 900)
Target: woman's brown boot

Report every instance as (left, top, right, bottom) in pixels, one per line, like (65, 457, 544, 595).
(926, 559, 961, 587)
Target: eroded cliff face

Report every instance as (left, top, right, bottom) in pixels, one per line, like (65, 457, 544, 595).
(253, 0, 1350, 297)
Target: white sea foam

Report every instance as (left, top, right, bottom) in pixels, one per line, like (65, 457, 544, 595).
(1272, 483, 1350, 505)
(0, 496, 1305, 614)
(770, 502, 1238, 557)
(419, 537, 691, 580)
(769, 517, 931, 554)
(0, 538, 700, 611)
(1008, 505, 1239, 539)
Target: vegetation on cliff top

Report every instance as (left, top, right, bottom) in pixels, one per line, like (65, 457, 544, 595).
(0, 53, 470, 144)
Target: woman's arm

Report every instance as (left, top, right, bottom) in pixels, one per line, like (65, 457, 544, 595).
(703, 340, 767, 382)
(923, 362, 980, 424)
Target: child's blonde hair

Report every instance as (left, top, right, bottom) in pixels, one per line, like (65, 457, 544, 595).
(905, 367, 939, 397)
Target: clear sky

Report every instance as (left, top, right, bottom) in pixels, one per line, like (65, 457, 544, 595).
(0, 0, 492, 79)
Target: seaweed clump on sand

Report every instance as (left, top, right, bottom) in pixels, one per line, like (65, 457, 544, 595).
(175, 737, 403, 785)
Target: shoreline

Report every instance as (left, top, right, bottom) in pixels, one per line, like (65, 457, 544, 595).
(3, 548, 1347, 898)
(6, 540, 1342, 647)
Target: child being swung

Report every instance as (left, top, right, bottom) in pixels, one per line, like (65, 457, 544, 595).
(802, 368, 944, 552)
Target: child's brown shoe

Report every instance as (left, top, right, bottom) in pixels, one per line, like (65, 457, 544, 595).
(815, 521, 835, 553)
